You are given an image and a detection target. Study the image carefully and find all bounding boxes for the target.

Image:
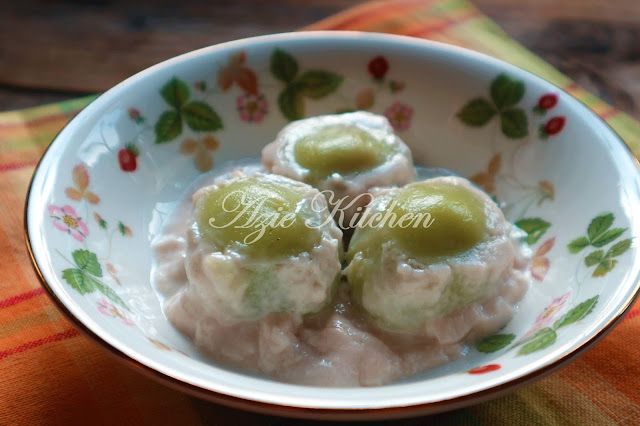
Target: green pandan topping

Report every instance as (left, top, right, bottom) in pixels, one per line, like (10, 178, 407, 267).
(195, 176, 321, 259)
(294, 124, 392, 179)
(346, 179, 490, 332)
(349, 179, 487, 263)
(387, 180, 487, 257)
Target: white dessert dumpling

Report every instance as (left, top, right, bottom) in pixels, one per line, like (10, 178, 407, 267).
(262, 111, 416, 224)
(180, 173, 343, 322)
(345, 176, 528, 335)
(153, 119, 531, 386)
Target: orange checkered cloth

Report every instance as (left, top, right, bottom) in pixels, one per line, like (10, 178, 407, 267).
(2, 0, 639, 424)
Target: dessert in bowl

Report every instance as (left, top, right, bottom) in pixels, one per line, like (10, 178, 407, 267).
(25, 32, 640, 419)
(153, 111, 531, 387)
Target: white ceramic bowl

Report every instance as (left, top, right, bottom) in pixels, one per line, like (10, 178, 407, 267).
(25, 32, 640, 420)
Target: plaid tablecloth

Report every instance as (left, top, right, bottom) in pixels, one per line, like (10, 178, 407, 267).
(1, 0, 639, 424)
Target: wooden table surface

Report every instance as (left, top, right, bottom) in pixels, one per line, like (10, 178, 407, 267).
(2, 0, 640, 120)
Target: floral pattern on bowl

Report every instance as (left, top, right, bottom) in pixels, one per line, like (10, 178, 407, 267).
(25, 32, 640, 418)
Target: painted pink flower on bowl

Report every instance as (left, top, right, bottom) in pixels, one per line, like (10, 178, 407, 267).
(237, 93, 268, 123)
(384, 102, 413, 131)
(522, 292, 570, 339)
(97, 298, 135, 326)
(49, 205, 89, 242)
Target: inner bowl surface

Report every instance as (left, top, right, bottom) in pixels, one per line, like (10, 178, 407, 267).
(26, 31, 640, 419)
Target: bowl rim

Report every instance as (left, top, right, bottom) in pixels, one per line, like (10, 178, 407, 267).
(24, 30, 640, 420)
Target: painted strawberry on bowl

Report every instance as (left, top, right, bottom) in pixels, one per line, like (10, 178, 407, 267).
(118, 144, 139, 172)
